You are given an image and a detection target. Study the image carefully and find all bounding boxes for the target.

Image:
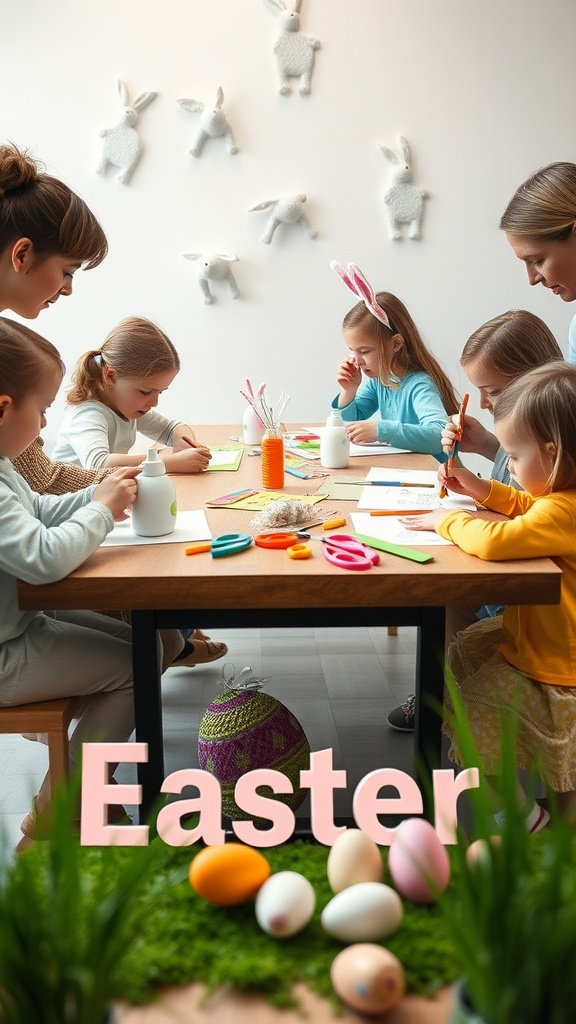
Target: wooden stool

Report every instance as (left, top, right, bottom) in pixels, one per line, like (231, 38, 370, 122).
(0, 697, 77, 791)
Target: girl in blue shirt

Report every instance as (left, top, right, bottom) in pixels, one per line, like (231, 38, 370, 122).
(333, 290, 458, 458)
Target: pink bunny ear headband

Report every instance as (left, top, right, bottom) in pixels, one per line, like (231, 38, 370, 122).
(330, 260, 391, 329)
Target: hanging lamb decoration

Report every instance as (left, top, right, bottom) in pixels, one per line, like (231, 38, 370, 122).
(97, 80, 157, 184)
(249, 193, 317, 244)
(183, 252, 240, 304)
(264, 0, 320, 95)
(378, 136, 429, 240)
(177, 88, 238, 157)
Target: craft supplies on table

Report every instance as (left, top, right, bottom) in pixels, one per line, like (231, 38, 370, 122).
(206, 488, 260, 507)
(352, 532, 435, 564)
(239, 381, 290, 488)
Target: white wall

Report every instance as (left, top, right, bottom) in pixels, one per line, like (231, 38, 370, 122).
(2, 0, 575, 454)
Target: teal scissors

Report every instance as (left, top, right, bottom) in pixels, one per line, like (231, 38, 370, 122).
(186, 533, 253, 558)
(211, 533, 253, 558)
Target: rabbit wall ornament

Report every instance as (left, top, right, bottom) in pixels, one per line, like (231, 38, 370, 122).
(177, 87, 238, 156)
(249, 193, 317, 244)
(97, 80, 157, 184)
(264, 0, 320, 95)
(183, 252, 240, 304)
(378, 136, 429, 240)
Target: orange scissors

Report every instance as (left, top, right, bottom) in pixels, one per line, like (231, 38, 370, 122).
(255, 532, 300, 549)
(439, 393, 469, 499)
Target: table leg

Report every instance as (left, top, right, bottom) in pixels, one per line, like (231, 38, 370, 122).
(414, 606, 446, 818)
(131, 611, 165, 823)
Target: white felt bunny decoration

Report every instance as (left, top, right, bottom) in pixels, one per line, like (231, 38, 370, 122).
(264, 0, 320, 95)
(183, 252, 240, 304)
(97, 80, 157, 184)
(177, 88, 238, 157)
(249, 193, 317, 244)
(378, 136, 429, 240)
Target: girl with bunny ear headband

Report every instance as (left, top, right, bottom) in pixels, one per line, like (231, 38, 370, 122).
(330, 260, 458, 454)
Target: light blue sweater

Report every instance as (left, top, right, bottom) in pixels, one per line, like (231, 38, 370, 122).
(0, 459, 114, 646)
(333, 371, 448, 460)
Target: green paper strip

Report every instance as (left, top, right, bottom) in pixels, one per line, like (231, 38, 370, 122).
(353, 532, 434, 564)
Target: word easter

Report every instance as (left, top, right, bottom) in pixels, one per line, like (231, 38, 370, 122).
(81, 744, 479, 848)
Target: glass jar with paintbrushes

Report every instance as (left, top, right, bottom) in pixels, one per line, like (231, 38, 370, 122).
(239, 382, 290, 488)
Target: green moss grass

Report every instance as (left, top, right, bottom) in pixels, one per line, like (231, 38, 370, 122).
(22, 838, 462, 1012)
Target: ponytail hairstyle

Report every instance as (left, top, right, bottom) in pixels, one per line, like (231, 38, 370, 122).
(67, 317, 180, 405)
(500, 162, 576, 242)
(0, 144, 107, 269)
(342, 291, 459, 414)
(0, 316, 64, 404)
(493, 362, 576, 491)
(461, 310, 563, 381)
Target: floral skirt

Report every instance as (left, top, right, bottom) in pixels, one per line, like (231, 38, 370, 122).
(445, 615, 576, 792)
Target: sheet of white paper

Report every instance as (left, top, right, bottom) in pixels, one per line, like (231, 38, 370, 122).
(357, 487, 477, 512)
(367, 467, 439, 485)
(208, 448, 242, 467)
(101, 508, 212, 547)
(351, 512, 452, 546)
(349, 441, 412, 457)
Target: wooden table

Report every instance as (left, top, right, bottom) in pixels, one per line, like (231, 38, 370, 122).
(17, 426, 562, 821)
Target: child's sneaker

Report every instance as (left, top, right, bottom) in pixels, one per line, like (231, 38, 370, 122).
(386, 694, 415, 732)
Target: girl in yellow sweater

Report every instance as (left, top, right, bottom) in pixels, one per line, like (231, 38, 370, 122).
(404, 361, 576, 830)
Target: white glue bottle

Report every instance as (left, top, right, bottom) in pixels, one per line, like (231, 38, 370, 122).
(132, 448, 177, 537)
(242, 404, 266, 445)
(320, 408, 350, 469)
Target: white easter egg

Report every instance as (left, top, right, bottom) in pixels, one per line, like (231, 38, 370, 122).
(331, 943, 406, 1015)
(327, 829, 383, 893)
(321, 882, 403, 942)
(255, 870, 316, 938)
(388, 817, 450, 904)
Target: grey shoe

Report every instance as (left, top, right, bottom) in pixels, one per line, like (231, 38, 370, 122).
(387, 694, 415, 732)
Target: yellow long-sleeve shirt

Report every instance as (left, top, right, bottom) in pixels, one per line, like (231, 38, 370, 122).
(437, 480, 576, 686)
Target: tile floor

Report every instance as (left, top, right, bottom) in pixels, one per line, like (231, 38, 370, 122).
(0, 625, 429, 853)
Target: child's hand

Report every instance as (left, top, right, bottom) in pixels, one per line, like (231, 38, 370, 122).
(93, 467, 140, 521)
(438, 463, 491, 504)
(166, 446, 212, 473)
(346, 421, 377, 444)
(336, 356, 362, 391)
(442, 413, 495, 459)
(401, 509, 451, 531)
(172, 435, 210, 456)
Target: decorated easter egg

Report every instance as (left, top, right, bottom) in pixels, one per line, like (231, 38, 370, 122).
(198, 690, 310, 821)
(321, 882, 403, 942)
(327, 829, 383, 893)
(331, 943, 406, 1015)
(189, 843, 270, 905)
(465, 835, 503, 868)
(255, 870, 316, 937)
(388, 818, 450, 904)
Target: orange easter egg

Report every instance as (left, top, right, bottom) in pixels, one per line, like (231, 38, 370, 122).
(189, 843, 271, 905)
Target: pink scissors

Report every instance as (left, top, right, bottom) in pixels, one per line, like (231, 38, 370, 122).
(295, 531, 380, 571)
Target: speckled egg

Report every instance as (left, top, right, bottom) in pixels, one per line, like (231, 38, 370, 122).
(331, 943, 406, 1015)
(255, 870, 316, 937)
(189, 843, 271, 905)
(387, 818, 450, 904)
(327, 829, 383, 893)
(321, 882, 403, 942)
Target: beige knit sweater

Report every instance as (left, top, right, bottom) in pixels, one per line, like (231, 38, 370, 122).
(12, 437, 111, 495)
